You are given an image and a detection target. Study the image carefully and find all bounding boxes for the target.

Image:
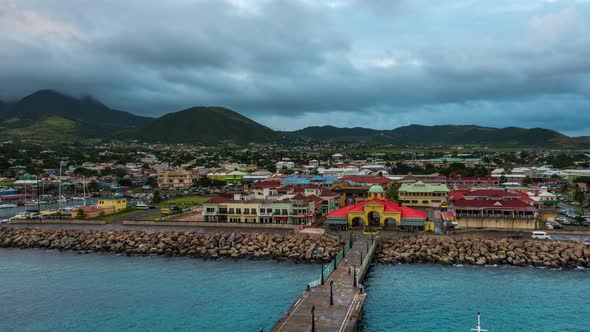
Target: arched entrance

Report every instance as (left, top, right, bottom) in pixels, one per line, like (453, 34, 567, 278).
(367, 211, 381, 227)
(351, 217, 364, 227)
(384, 218, 397, 228)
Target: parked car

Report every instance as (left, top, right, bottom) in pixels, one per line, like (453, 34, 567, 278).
(532, 231, 551, 240)
(546, 221, 564, 230)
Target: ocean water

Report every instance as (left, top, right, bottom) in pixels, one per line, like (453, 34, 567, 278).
(0, 249, 318, 332)
(3, 249, 589, 332)
(361, 264, 590, 332)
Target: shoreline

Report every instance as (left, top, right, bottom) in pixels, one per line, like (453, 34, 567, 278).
(2, 227, 589, 269)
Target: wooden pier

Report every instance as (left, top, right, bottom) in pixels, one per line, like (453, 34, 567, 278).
(272, 235, 376, 332)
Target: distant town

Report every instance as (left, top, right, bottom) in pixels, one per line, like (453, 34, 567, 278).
(2, 139, 589, 235)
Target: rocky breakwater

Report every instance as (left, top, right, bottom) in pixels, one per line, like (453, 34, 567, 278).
(378, 236, 590, 268)
(0, 227, 345, 262)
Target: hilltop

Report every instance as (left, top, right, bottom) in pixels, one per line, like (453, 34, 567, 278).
(133, 106, 279, 144)
(0, 90, 151, 142)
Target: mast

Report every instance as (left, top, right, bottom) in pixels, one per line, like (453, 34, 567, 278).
(470, 312, 487, 332)
(82, 176, 86, 206)
(36, 174, 40, 220)
(58, 162, 62, 208)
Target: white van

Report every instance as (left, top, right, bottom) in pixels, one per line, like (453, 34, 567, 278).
(532, 231, 551, 240)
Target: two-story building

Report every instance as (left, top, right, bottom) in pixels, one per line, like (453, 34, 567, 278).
(202, 193, 320, 225)
(398, 181, 450, 208)
(452, 189, 537, 230)
(157, 168, 198, 189)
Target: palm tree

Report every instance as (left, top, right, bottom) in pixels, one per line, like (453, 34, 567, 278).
(573, 188, 586, 212)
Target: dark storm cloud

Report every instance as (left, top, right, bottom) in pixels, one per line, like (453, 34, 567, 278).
(1, 0, 590, 134)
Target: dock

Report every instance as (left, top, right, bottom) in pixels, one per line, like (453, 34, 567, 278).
(272, 235, 377, 332)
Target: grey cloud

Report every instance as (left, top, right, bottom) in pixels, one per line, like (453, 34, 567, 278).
(0, 0, 590, 133)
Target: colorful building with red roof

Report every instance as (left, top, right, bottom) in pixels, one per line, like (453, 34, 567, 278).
(325, 185, 427, 230)
(452, 190, 538, 230)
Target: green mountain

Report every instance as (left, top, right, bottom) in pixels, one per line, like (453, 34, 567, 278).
(1, 90, 587, 148)
(133, 106, 279, 144)
(0, 90, 152, 142)
(292, 124, 584, 148)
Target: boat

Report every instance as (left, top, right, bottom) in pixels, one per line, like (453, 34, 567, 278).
(469, 312, 487, 332)
(71, 196, 91, 201)
(0, 203, 18, 209)
(136, 201, 150, 210)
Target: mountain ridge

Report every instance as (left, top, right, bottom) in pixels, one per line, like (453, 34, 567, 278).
(0, 89, 587, 147)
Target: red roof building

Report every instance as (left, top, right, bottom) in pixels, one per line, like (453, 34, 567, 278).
(325, 187, 427, 230)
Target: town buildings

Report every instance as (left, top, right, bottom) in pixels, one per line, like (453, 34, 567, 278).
(157, 168, 199, 189)
(398, 181, 450, 208)
(451, 189, 537, 230)
(202, 184, 339, 225)
(325, 185, 428, 231)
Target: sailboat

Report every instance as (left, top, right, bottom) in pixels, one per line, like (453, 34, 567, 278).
(469, 312, 488, 332)
(57, 162, 67, 205)
(71, 177, 90, 203)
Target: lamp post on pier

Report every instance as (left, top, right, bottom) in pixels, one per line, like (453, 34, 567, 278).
(353, 265, 357, 288)
(330, 280, 334, 305)
(321, 263, 325, 285)
(311, 305, 316, 332)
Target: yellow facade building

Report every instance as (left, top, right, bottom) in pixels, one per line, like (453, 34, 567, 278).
(97, 197, 127, 213)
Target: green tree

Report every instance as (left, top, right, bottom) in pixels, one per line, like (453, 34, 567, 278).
(573, 188, 586, 212)
(386, 183, 401, 202)
(118, 178, 132, 187)
(499, 175, 507, 184)
(75, 208, 86, 219)
(88, 180, 100, 192)
(152, 190, 161, 203)
(522, 176, 533, 185)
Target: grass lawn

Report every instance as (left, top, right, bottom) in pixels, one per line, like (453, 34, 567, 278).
(156, 195, 211, 209)
(92, 208, 143, 221)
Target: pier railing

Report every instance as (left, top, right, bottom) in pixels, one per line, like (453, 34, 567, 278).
(355, 237, 377, 284)
(307, 241, 352, 289)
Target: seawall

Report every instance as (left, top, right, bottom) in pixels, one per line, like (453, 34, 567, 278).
(0, 227, 344, 262)
(378, 236, 590, 268)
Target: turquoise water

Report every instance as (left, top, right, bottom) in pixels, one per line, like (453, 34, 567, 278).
(361, 264, 590, 331)
(3, 249, 589, 332)
(0, 249, 318, 332)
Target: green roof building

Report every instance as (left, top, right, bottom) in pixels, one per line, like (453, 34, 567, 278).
(399, 181, 450, 208)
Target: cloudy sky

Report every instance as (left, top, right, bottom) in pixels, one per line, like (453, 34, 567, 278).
(1, 0, 590, 135)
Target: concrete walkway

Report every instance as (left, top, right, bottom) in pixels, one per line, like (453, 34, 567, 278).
(272, 236, 372, 332)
